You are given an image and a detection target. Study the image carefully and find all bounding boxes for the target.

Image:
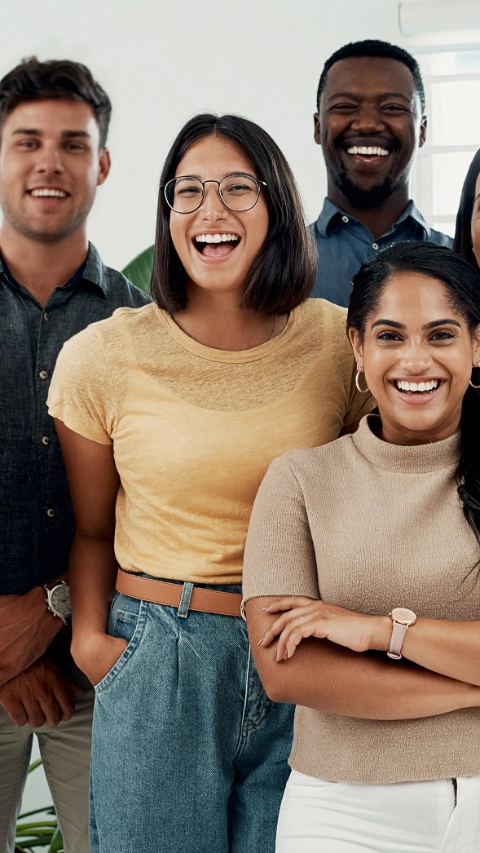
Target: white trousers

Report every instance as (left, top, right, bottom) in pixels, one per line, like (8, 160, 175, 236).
(276, 770, 480, 853)
(0, 689, 93, 853)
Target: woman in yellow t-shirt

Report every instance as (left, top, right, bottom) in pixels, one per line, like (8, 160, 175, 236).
(48, 113, 372, 853)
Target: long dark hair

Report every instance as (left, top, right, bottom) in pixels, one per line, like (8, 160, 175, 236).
(150, 113, 316, 314)
(453, 148, 480, 269)
(347, 241, 480, 561)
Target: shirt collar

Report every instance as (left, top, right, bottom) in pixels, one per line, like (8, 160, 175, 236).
(315, 197, 430, 240)
(0, 241, 107, 295)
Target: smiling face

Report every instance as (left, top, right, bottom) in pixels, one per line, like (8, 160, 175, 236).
(168, 134, 269, 301)
(0, 98, 110, 242)
(350, 272, 480, 444)
(315, 57, 426, 209)
(471, 173, 480, 267)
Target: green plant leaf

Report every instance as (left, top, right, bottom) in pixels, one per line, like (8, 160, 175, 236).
(122, 245, 154, 294)
(27, 758, 43, 773)
(48, 826, 64, 852)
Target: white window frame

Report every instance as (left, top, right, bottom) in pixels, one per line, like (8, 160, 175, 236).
(410, 43, 480, 235)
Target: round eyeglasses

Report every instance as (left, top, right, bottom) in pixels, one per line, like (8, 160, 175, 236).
(162, 173, 267, 214)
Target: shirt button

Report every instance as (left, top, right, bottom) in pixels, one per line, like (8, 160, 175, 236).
(342, 215, 349, 223)
(46, 508, 55, 518)
(44, 312, 49, 321)
(42, 436, 50, 446)
(39, 370, 49, 380)
(372, 242, 379, 250)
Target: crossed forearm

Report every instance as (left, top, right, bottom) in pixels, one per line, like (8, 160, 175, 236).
(247, 599, 480, 720)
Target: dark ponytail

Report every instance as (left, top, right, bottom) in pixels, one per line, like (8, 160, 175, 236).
(347, 242, 480, 567)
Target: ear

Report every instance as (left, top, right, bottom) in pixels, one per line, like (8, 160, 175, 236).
(348, 327, 363, 365)
(97, 147, 111, 187)
(314, 113, 321, 145)
(472, 324, 480, 366)
(419, 115, 427, 149)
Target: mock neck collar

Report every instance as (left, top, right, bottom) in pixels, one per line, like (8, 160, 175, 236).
(351, 414, 460, 474)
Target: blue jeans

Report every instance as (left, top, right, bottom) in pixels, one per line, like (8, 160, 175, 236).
(89, 582, 294, 853)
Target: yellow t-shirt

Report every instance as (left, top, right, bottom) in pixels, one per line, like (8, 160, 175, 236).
(47, 299, 373, 583)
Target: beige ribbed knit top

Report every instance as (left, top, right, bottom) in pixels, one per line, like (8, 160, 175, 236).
(243, 415, 480, 784)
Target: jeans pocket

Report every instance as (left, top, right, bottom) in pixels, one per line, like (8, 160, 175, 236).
(94, 597, 148, 693)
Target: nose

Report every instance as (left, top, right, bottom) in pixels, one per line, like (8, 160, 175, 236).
(34, 143, 64, 175)
(398, 340, 432, 374)
(200, 181, 227, 221)
(350, 104, 386, 135)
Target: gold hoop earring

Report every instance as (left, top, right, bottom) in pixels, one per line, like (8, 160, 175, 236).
(469, 364, 480, 389)
(355, 366, 369, 393)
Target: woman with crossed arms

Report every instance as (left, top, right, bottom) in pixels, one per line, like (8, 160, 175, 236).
(244, 242, 480, 852)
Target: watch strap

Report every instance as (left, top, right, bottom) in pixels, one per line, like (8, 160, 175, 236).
(387, 620, 409, 659)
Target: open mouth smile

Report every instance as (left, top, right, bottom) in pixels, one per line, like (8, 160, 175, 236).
(27, 187, 69, 199)
(346, 145, 389, 160)
(391, 378, 444, 404)
(194, 233, 240, 259)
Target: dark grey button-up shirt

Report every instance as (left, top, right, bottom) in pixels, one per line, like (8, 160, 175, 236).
(309, 199, 453, 307)
(1, 243, 151, 595)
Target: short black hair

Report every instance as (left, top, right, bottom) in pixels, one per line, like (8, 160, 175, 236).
(0, 57, 111, 148)
(151, 113, 316, 314)
(316, 40, 425, 113)
(453, 147, 480, 270)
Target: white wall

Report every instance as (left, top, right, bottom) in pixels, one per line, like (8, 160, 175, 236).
(0, 0, 403, 271)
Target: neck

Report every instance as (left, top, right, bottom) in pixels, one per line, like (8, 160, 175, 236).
(173, 284, 285, 351)
(0, 222, 89, 306)
(327, 183, 410, 240)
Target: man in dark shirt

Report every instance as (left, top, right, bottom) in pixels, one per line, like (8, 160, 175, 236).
(0, 58, 150, 853)
(310, 40, 452, 307)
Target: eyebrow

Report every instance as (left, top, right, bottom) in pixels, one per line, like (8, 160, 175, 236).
(327, 91, 411, 104)
(371, 318, 462, 330)
(12, 129, 91, 138)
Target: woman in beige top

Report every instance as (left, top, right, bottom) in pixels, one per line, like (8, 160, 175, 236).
(244, 242, 480, 851)
(47, 114, 371, 853)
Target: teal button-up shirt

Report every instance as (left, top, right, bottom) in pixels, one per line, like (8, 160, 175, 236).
(309, 198, 453, 307)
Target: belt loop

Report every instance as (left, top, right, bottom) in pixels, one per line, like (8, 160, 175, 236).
(177, 582, 194, 618)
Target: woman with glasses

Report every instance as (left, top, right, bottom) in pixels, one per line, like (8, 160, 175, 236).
(244, 242, 480, 851)
(47, 113, 372, 853)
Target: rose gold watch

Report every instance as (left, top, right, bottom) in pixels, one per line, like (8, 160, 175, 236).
(387, 607, 417, 660)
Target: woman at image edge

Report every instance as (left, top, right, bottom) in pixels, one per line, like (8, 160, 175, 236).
(244, 242, 480, 852)
(46, 114, 372, 853)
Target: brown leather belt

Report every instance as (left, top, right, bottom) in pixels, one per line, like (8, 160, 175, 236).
(115, 569, 243, 617)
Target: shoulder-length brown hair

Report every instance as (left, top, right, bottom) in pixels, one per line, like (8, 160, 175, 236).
(151, 113, 316, 314)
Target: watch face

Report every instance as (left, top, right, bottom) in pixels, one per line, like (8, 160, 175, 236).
(50, 585, 72, 616)
(391, 607, 416, 626)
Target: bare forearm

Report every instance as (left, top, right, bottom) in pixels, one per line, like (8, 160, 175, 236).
(371, 616, 480, 687)
(0, 589, 63, 685)
(69, 533, 117, 655)
(247, 601, 480, 720)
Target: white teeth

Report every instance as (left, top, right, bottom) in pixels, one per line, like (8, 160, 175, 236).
(30, 188, 67, 198)
(347, 146, 389, 156)
(396, 380, 439, 392)
(195, 233, 239, 243)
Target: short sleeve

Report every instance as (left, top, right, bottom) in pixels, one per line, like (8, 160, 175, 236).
(47, 325, 116, 445)
(343, 359, 376, 427)
(243, 455, 319, 602)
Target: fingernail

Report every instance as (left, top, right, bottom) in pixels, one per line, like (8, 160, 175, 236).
(284, 651, 289, 660)
(261, 606, 269, 611)
(258, 637, 265, 646)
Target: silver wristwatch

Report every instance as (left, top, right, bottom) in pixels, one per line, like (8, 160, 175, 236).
(43, 579, 71, 625)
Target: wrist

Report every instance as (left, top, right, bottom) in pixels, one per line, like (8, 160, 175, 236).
(71, 629, 107, 664)
(370, 615, 392, 652)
